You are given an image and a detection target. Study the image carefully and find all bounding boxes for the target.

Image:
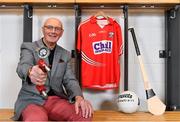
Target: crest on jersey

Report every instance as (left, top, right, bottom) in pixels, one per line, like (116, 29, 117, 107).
(108, 32, 114, 38)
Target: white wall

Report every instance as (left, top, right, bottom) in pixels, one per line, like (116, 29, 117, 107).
(128, 9, 165, 111)
(0, 9, 23, 108)
(0, 8, 165, 111)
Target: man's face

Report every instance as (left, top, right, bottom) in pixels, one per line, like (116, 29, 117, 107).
(42, 18, 64, 44)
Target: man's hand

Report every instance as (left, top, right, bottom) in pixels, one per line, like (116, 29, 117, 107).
(75, 96, 94, 118)
(28, 65, 47, 85)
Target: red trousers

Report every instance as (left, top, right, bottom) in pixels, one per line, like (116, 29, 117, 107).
(21, 96, 92, 121)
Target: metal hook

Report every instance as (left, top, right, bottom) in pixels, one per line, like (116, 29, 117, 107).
(27, 10, 32, 19)
(169, 5, 180, 19)
(170, 10, 176, 19)
(24, 5, 33, 19)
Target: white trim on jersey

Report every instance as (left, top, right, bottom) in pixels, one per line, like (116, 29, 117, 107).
(90, 83, 117, 89)
(81, 51, 104, 67)
(119, 44, 124, 55)
(78, 18, 91, 31)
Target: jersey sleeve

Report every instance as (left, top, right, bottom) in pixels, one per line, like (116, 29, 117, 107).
(115, 21, 123, 56)
(76, 24, 82, 52)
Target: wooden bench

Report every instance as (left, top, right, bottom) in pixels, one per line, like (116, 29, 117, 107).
(0, 109, 14, 121)
(1, 109, 180, 121)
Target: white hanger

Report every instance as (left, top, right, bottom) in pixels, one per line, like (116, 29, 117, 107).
(94, 11, 108, 19)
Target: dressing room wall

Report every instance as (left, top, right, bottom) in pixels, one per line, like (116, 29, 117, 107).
(0, 8, 165, 111)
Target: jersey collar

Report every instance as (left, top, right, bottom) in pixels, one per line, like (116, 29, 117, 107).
(90, 16, 114, 25)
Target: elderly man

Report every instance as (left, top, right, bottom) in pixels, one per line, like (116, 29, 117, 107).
(13, 17, 93, 121)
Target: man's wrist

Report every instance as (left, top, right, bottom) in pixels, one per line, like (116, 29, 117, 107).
(75, 96, 84, 101)
(28, 67, 32, 76)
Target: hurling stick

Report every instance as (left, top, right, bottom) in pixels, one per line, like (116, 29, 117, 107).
(129, 28, 166, 115)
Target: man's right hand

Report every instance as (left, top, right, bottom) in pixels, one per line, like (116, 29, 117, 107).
(28, 65, 47, 85)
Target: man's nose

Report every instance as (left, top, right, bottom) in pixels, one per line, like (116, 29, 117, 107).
(52, 28, 56, 33)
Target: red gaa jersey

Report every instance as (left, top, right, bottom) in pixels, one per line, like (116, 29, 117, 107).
(77, 16, 123, 90)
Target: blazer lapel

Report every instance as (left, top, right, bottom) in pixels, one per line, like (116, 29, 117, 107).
(35, 39, 50, 78)
(50, 46, 62, 78)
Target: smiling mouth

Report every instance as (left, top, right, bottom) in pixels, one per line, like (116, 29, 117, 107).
(48, 34, 57, 38)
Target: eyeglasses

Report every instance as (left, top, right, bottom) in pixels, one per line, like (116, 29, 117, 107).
(44, 25, 63, 32)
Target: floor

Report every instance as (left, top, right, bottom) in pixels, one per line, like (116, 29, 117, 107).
(1, 109, 180, 121)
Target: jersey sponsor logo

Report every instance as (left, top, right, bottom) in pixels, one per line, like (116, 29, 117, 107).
(93, 40, 113, 54)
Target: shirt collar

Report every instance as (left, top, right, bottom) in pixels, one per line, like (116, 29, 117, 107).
(42, 38, 56, 51)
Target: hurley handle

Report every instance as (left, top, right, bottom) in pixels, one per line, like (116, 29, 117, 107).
(128, 28, 141, 56)
(129, 27, 151, 90)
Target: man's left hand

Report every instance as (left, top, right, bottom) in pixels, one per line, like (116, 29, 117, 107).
(75, 96, 94, 118)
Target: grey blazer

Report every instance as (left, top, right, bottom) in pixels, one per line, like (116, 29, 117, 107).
(13, 39, 82, 120)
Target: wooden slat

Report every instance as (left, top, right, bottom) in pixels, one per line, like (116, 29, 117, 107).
(0, 109, 14, 121)
(93, 110, 180, 121)
(1, 109, 180, 121)
(0, 0, 179, 4)
(0, 0, 74, 4)
(76, 0, 180, 4)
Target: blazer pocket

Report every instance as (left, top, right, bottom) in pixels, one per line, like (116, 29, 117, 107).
(59, 59, 64, 63)
(55, 62, 66, 76)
